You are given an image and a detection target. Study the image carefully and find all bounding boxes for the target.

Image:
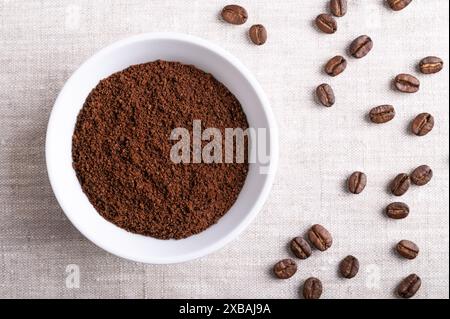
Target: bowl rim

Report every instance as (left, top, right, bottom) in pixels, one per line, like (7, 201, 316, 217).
(46, 32, 279, 264)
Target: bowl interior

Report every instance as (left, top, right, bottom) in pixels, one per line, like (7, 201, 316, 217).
(46, 33, 277, 263)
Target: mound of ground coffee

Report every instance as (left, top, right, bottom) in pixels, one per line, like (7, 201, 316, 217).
(72, 60, 249, 239)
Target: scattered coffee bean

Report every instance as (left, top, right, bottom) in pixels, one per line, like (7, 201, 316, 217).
(388, 0, 412, 11)
(349, 35, 373, 58)
(308, 224, 333, 251)
(315, 14, 337, 34)
(369, 105, 396, 124)
(330, 0, 347, 17)
(419, 56, 444, 74)
(273, 259, 297, 279)
(348, 171, 367, 194)
(290, 237, 312, 259)
(411, 165, 433, 186)
(303, 277, 323, 299)
(316, 83, 335, 107)
(391, 173, 410, 196)
(386, 202, 410, 219)
(394, 74, 420, 93)
(221, 4, 248, 25)
(397, 274, 421, 298)
(339, 255, 359, 279)
(249, 24, 267, 45)
(396, 240, 419, 259)
(325, 55, 347, 76)
(411, 113, 434, 136)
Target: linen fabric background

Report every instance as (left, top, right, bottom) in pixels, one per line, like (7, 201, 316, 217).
(0, 0, 448, 299)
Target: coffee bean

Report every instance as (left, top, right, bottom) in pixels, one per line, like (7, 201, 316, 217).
(308, 224, 332, 251)
(396, 240, 419, 259)
(273, 259, 297, 279)
(397, 274, 421, 298)
(411, 165, 433, 186)
(316, 83, 335, 107)
(369, 105, 395, 124)
(315, 14, 337, 34)
(325, 55, 347, 76)
(290, 237, 312, 259)
(303, 277, 323, 299)
(388, 0, 412, 11)
(386, 202, 410, 219)
(394, 74, 420, 93)
(339, 255, 359, 279)
(249, 24, 267, 45)
(419, 56, 444, 74)
(330, 0, 347, 17)
(349, 35, 373, 58)
(411, 113, 434, 136)
(348, 171, 367, 194)
(221, 5, 248, 25)
(391, 173, 410, 196)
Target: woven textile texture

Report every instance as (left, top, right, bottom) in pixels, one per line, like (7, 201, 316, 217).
(0, 0, 448, 298)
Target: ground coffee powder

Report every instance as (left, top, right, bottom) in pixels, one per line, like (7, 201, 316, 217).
(72, 60, 249, 239)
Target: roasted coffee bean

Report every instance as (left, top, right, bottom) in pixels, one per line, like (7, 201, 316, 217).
(330, 0, 347, 17)
(411, 165, 433, 186)
(348, 171, 367, 194)
(339, 255, 359, 279)
(315, 14, 337, 34)
(397, 274, 421, 298)
(221, 5, 248, 25)
(325, 55, 347, 76)
(290, 237, 312, 259)
(249, 24, 267, 45)
(308, 224, 332, 251)
(273, 259, 297, 279)
(386, 202, 410, 219)
(303, 277, 323, 299)
(369, 105, 395, 124)
(411, 113, 434, 136)
(316, 83, 335, 107)
(391, 173, 410, 196)
(349, 35, 373, 58)
(388, 0, 412, 11)
(419, 56, 444, 74)
(396, 240, 419, 259)
(394, 74, 420, 93)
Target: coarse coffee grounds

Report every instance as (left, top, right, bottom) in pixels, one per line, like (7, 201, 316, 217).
(72, 60, 249, 239)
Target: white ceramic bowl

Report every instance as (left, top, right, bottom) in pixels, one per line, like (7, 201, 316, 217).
(46, 33, 278, 264)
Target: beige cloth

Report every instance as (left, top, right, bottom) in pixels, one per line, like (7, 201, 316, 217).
(0, 0, 448, 299)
